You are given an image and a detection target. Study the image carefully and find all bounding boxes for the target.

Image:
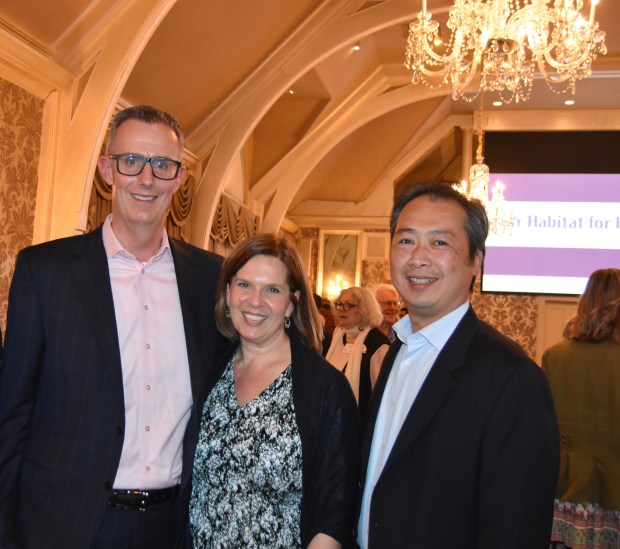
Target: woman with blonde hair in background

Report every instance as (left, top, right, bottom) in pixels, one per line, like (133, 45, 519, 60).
(542, 268, 620, 549)
(325, 286, 390, 424)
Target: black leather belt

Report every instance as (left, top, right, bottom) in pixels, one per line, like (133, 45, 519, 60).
(108, 486, 180, 511)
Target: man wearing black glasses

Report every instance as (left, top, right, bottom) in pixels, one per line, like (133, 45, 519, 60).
(0, 105, 225, 549)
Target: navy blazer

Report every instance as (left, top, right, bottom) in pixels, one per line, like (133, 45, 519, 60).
(361, 307, 559, 549)
(0, 227, 224, 549)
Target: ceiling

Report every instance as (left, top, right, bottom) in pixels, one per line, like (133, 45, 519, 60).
(1, 0, 619, 233)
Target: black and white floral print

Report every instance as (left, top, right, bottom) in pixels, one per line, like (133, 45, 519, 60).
(189, 358, 303, 548)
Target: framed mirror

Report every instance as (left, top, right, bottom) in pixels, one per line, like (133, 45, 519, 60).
(317, 230, 361, 301)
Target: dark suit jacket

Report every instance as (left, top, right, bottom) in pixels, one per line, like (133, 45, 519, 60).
(0, 227, 224, 549)
(361, 307, 559, 549)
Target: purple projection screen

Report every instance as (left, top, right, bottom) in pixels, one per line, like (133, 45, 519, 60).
(481, 173, 620, 295)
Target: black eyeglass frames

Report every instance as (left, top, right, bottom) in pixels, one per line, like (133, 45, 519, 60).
(107, 153, 182, 180)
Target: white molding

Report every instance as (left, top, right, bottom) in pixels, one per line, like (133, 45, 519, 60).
(0, 27, 73, 98)
(362, 232, 390, 260)
(485, 109, 620, 131)
(536, 295, 579, 364)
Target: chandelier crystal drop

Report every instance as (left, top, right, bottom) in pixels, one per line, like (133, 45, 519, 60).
(455, 97, 515, 235)
(405, 0, 607, 103)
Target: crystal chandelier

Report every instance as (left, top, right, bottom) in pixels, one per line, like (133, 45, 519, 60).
(405, 0, 607, 103)
(455, 96, 514, 234)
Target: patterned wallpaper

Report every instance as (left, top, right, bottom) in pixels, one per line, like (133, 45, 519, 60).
(470, 282, 538, 360)
(0, 77, 44, 331)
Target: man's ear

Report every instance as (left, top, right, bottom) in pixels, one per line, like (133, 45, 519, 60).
(97, 155, 113, 185)
(172, 164, 187, 193)
(472, 249, 484, 277)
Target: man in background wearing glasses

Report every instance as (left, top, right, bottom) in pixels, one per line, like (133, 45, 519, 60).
(0, 105, 225, 549)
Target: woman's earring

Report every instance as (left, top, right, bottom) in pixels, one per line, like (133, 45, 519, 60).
(225, 307, 231, 318)
(284, 316, 291, 329)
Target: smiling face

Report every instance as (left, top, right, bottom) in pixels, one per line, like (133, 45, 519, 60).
(375, 286, 400, 326)
(226, 254, 296, 348)
(97, 119, 186, 246)
(390, 195, 483, 331)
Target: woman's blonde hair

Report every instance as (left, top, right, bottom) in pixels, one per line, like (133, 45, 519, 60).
(336, 286, 383, 329)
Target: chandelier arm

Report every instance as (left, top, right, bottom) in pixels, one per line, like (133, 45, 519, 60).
(408, 25, 465, 66)
(452, 58, 483, 91)
(541, 45, 599, 75)
(536, 54, 590, 84)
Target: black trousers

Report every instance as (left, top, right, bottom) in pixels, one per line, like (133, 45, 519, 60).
(91, 499, 183, 549)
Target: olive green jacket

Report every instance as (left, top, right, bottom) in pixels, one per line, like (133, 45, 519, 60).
(542, 340, 620, 509)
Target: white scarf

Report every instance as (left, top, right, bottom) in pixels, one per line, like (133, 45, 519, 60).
(325, 325, 371, 403)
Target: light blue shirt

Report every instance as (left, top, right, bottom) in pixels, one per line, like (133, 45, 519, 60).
(358, 301, 470, 548)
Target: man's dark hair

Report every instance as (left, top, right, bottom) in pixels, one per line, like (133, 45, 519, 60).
(390, 181, 489, 262)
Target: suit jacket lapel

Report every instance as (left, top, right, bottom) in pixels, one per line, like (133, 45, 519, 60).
(376, 308, 479, 478)
(71, 228, 123, 402)
(361, 340, 401, 481)
(169, 239, 204, 407)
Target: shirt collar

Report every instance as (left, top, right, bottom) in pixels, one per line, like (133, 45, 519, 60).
(393, 301, 470, 352)
(102, 214, 170, 261)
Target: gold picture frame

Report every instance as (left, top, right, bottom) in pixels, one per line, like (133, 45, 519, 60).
(317, 230, 361, 301)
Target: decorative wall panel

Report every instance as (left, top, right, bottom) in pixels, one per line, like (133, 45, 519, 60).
(0, 77, 44, 330)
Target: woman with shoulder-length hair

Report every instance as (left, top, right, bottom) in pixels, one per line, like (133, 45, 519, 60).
(188, 233, 361, 549)
(325, 286, 390, 423)
(542, 268, 620, 549)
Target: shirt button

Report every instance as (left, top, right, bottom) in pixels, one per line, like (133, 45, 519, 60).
(144, 305, 149, 311)
(141, 268, 145, 274)
(146, 384, 151, 391)
(146, 465, 151, 471)
(145, 426, 150, 432)
(145, 343, 150, 349)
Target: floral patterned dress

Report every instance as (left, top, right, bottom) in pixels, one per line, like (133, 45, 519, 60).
(189, 358, 303, 549)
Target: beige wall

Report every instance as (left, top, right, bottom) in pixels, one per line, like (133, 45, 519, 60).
(0, 76, 44, 330)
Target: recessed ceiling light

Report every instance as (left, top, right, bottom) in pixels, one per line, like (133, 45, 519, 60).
(288, 89, 295, 95)
(353, 42, 361, 52)
(564, 99, 575, 106)
(492, 101, 502, 107)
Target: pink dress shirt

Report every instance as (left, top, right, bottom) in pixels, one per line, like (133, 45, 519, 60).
(102, 216, 192, 490)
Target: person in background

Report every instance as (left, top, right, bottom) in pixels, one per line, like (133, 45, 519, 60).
(0, 105, 224, 549)
(358, 181, 559, 549)
(321, 298, 337, 335)
(189, 234, 360, 549)
(372, 283, 400, 343)
(542, 268, 620, 549)
(325, 286, 390, 422)
(313, 293, 333, 356)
